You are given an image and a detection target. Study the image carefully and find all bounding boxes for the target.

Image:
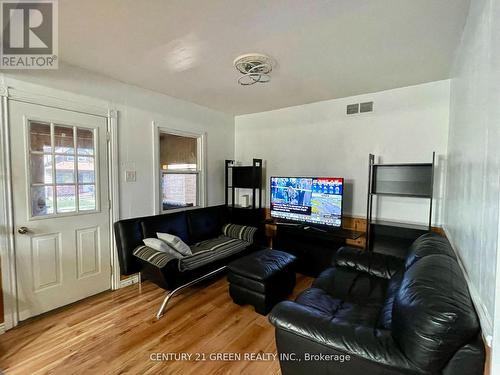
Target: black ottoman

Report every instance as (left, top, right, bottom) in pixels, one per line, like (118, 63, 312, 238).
(228, 249, 296, 315)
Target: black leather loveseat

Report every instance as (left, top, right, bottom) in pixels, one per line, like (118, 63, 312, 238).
(269, 233, 485, 375)
(114, 205, 263, 317)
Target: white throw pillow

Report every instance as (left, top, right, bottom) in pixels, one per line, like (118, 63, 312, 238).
(156, 232, 192, 256)
(142, 238, 184, 259)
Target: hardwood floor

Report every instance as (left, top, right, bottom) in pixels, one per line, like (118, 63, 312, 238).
(0, 274, 313, 375)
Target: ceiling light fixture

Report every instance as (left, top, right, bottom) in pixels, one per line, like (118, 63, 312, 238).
(233, 53, 275, 86)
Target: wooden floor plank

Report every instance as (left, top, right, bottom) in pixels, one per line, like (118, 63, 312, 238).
(0, 275, 313, 375)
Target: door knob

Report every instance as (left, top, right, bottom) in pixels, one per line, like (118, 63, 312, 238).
(17, 226, 29, 234)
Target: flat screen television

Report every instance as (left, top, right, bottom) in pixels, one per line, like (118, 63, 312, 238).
(270, 176, 343, 228)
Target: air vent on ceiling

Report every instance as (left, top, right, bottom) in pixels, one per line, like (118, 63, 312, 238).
(346, 104, 359, 115)
(347, 101, 374, 115)
(360, 101, 374, 113)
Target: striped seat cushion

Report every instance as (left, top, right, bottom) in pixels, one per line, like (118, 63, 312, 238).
(179, 236, 250, 271)
(133, 245, 178, 268)
(222, 224, 257, 243)
(134, 236, 251, 271)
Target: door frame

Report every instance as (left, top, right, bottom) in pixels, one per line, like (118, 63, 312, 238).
(0, 84, 121, 331)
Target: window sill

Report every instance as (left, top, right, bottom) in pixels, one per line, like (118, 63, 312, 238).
(160, 204, 205, 214)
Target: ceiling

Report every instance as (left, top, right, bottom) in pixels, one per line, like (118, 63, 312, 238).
(59, 0, 470, 115)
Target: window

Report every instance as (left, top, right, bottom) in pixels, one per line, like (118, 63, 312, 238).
(29, 121, 97, 218)
(158, 131, 203, 211)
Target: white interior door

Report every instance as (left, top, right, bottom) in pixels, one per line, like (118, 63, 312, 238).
(10, 101, 111, 321)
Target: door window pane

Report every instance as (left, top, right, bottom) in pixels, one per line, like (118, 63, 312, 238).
(29, 122, 99, 217)
(159, 133, 197, 171)
(54, 126, 74, 154)
(56, 185, 76, 213)
(78, 156, 95, 183)
(31, 186, 54, 216)
(30, 154, 53, 184)
(30, 122, 51, 152)
(77, 128, 94, 155)
(79, 185, 96, 211)
(162, 173, 197, 210)
(55, 155, 75, 183)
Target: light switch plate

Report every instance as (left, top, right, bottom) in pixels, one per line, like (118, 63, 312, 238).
(125, 171, 136, 182)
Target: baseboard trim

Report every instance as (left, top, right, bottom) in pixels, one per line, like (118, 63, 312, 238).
(443, 226, 493, 347)
(119, 274, 140, 288)
(0, 323, 5, 334)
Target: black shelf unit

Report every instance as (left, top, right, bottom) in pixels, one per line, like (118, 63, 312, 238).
(366, 152, 435, 257)
(370, 219, 430, 231)
(225, 159, 263, 210)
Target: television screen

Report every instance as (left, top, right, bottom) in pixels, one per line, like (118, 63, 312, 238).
(270, 177, 343, 228)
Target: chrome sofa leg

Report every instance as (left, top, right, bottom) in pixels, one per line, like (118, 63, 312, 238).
(156, 266, 227, 319)
(156, 290, 176, 320)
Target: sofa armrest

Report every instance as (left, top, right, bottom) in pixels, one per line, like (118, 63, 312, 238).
(334, 247, 403, 279)
(269, 301, 417, 373)
(223, 223, 258, 243)
(133, 245, 180, 269)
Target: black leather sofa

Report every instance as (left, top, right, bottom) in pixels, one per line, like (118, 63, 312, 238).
(114, 205, 263, 291)
(269, 233, 485, 375)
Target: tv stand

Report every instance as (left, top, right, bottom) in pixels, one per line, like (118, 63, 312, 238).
(273, 223, 363, 276)
(275, 221, 302, 227)
(302, 225, 326, 233)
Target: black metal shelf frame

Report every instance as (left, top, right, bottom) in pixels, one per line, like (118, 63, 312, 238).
(225, 158, 263, 210)
(369, 192, 432, 198)
(366, 152, 436, 251)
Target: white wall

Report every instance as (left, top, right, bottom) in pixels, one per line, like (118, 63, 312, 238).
(2, 64, 235, 219)
(444, 0, 500, 368)
(235, 80, 450, 225)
